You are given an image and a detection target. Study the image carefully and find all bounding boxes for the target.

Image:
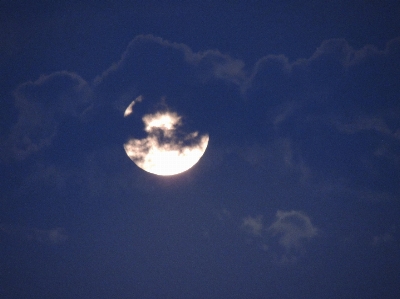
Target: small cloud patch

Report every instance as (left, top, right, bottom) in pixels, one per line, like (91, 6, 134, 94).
(241, 210, 318, 263)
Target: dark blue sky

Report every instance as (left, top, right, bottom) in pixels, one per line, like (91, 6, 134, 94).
(1, 1, 400, 299)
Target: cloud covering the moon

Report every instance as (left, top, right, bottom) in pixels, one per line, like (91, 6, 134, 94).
(124, 108, 209, 176)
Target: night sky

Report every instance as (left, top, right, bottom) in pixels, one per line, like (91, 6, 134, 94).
(1, 1, 400, 298)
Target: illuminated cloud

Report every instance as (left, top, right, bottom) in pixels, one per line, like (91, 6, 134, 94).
(93, 34, 246, 89)
(268, 210, 318, 251)
(124, 95, 143, 117)
(143, 111, 181, 136)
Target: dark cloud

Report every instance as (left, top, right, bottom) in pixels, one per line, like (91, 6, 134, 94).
(1, 71, 91, 162)
(244, 38, 400, 197)
(2, 36, 400, 281)
(3, 35, 399, 202)
(92, 34, 245, 111)
(91, 35, 246, 148)
(1, 1, 399, 293)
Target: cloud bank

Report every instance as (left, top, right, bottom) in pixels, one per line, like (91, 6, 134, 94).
(4, 35, 399, 165)
(2, 35, 399, 264)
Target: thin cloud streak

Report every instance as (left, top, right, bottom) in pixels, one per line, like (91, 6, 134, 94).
(0, 223, 68, 245)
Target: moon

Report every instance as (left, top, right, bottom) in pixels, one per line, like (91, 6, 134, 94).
(123, 98, 209, 176)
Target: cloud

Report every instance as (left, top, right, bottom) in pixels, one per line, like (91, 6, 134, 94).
(247, 36, 400, 105)
(29, 227, 68, 244)
(372, 232, 394, 246)
(3, 34, 400, 203)
(268, 210, 318, 251)
(93, 34, 246, 107)
(238, 138, 311, 183)
(0, 224, 68, 245)
(124, 95, 143, 117)
(335, 116, 399, 139)
(87, 34, 248, 150)
(335, 116, 400, 165)
(2, 71, 91, 161)
(242, 215, 263, 236)
(243, 37, 400, 195)
(241, 210, 318, 262)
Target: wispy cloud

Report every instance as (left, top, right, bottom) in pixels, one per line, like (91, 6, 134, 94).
(242, 215, 263, 236)
(241, 210, 318, 263)
(0, 224, 68, 245)
(268, 210, 318, 251)
(372, 232, 394, 246)
(335, 116, 399, 139)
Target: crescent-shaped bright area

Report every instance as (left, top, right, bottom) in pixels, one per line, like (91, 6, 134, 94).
(124, 110, 209, 176)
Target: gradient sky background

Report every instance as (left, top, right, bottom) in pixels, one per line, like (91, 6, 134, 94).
(1, 1, 400, 298)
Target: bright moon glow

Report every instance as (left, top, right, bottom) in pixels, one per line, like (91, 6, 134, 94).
(124, 109, 209, 176)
